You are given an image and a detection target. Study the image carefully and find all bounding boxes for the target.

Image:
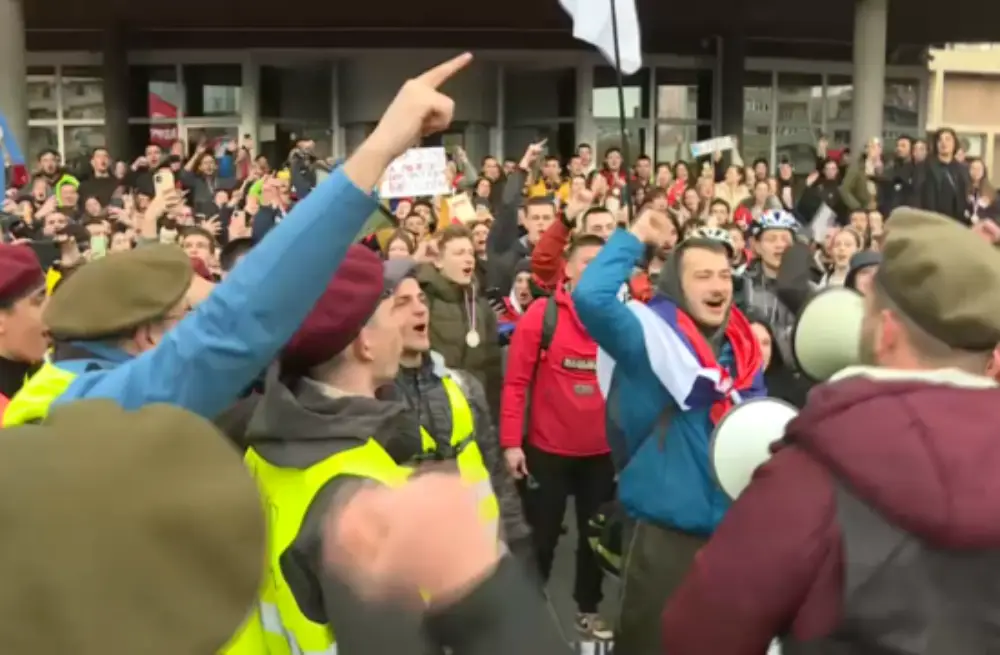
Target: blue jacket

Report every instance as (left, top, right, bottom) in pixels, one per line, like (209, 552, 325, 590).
(572, 230, 766, 536)
(53, 168, 376, 419)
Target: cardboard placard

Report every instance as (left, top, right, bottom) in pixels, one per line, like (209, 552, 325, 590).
(447, 194, 478, 223)
(379, 147, 450, 199)
(690, 135, 737, 159)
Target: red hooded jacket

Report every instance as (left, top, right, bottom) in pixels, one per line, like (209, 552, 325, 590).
(662, 371, 1000, 654)
(499, 284, 608, 457)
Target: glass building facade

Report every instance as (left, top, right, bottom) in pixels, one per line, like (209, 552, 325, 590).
(25, 49, 927, 170)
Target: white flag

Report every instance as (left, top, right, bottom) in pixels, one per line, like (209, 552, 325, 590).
(559, 0, 643, 75)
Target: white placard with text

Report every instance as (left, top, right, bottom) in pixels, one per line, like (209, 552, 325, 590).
(380, 147, 449, 199)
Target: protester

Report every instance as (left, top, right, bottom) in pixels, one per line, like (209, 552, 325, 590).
(573, 207, 765, 653)
(238, 245, 438, 654)
(382, 258, 529, 556)
(663, 208, 1000, 654)
(0, 244, 47, 418)
(501, 233, 614, 639)
(419, 224, 503, 418)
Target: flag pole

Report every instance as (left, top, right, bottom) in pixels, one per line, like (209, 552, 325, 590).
(608, 0, 635, 226)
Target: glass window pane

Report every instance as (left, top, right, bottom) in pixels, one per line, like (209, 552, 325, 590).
(958, 133, 986, 158)
(655, 124, 699, 163)
(503, 68, 576, 123)
(885, 79, 919, 127)
(594, 67, 649, 119)
(503, 123, 574, 162)
(775, 73, 823, 172)
(743, 71, 774, 164)
(182, 64, 242, 117)
(260, 64, 333, 123)
(655, 68, 712, 122)
(129, 123, 180, 157)
(28, 66, 56, 120)
(827, 75, 853, 126)
(777, 73, 822, 125)
(595, 120, 645, 163)
(28, 126, 58, 160)
(129, 66, 180, 120)
(63, 126, 106, 169)
(61, 66, 104, 120)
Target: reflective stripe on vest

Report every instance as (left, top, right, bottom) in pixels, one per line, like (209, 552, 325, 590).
(236, 439, 410, 655)
(2, 361, 77, 427)
(417, 377, 501, 542)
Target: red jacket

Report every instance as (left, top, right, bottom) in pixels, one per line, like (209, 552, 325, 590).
(499, 285, 608, 457)
(662, 373, 1000, 655)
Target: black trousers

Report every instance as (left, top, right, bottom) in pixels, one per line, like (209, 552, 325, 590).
(521, 443, 616, 613)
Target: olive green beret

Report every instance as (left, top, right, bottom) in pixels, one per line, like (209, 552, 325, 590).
(880, 208, 1000, 351)
(0, 400, 264, 655)
(45, 245, 193, 340)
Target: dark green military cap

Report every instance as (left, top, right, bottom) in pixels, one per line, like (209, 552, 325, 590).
(44, 245, 193, 340)
(0, 400, 264, 655)
(880, 208, 1000, 351)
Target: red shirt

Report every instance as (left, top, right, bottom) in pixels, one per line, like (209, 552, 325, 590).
(499, 286, 609, 457)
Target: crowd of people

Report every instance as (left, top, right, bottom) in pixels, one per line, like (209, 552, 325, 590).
(1, 48, 999, 655)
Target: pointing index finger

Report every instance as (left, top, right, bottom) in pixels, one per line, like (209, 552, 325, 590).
(416, 52, 474, 89)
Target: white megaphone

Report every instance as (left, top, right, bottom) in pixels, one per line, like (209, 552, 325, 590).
(791, 286, 865, 382)
(710, 397, 798, 500)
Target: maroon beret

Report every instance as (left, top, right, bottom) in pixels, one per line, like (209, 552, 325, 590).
(0, 244, 44, 304)
(282, 245, 385, 373)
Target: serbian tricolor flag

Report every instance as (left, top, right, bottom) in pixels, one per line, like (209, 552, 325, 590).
(597, 296, 764, 423)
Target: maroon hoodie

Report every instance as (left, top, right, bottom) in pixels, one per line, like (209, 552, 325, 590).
(662, 370, 1000, 655)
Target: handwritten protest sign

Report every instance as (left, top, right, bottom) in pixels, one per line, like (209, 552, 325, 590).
(380, 147, 449, 199)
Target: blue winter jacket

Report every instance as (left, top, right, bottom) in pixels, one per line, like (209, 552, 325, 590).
(572, 230, 766, 536)
(53, 168, 377, 419)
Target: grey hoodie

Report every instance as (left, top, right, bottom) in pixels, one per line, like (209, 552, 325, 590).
(244, 367, 438, 655)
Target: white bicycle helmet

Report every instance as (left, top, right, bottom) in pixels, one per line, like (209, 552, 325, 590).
(684, 225, 735, 258)
(750, 208, 799, 238)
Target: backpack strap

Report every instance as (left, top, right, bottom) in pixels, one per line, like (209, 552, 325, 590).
(539, 294, 559, 352)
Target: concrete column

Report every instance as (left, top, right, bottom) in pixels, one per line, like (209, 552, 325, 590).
(102, 24, 130, 159)
(851, 0, 888, 156)
(575, 63, 596, 152)
(0, 0, 28, 156)
(240, 56, 259, 152)
(720, 34, 746, 141)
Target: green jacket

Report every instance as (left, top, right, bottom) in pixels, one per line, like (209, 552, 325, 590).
(418, 264, 502, 420)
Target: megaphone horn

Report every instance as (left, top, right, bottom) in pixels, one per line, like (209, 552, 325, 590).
(710, 397, 799, 500)
(791, 286, 865, 382)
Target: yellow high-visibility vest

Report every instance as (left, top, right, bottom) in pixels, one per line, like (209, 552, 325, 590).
(2, 361, 77, 427)
(415, 377, 501, 543)
(229, 439, 411, 655)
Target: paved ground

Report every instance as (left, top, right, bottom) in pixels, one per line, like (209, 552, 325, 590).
(543, 499, 620, 649)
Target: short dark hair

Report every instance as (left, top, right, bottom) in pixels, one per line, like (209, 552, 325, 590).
(604, 147, 621, 158)
(710, 198, 731, 213)
(544, 155, 560, 164)
(82, 216, 109, 229)
(524, 196, 555, 212)
(181, 225, 216, 252)
(437, 224, 474, 252)
(220, 238, 253, 272)
(577, 143, 592, 152)
(580, 206, 613, 231)
(636, 155, 651, 163)
(567, 233, 606, 258)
